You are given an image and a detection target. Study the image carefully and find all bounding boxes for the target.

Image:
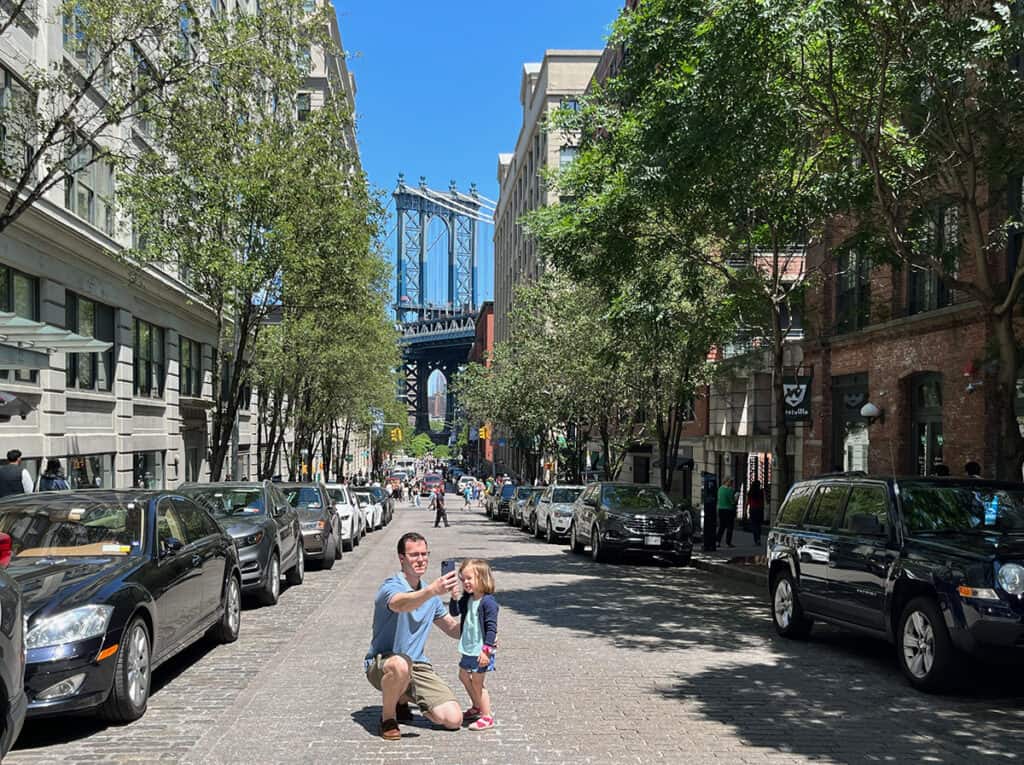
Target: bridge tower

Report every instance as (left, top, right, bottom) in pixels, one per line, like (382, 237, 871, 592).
(393, 175, 493, 439)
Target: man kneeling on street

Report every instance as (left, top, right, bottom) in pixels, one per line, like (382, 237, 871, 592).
(365, 532, 463, 740)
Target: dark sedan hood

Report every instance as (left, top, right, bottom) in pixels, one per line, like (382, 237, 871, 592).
(8, 557, 138, 619)
(908, 532, 1024, 561)
(222, 517, 270, 539)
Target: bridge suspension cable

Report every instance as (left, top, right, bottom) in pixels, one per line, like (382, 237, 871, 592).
(402, 185, 494, 226)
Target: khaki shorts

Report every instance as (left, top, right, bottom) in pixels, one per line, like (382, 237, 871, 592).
(365, 654, 458, 713)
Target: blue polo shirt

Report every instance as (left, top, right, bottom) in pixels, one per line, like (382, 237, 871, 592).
(365, 573, 447, 666)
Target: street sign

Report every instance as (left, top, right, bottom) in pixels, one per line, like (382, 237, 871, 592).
(783, 375, 812, 422)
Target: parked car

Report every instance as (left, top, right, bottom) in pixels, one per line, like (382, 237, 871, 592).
(532, 485, 585, 542)
(352, 489, 384, 531)
(489, 483, 518, 521)
(457, 475, 477, 492)
(179, 481, 303, 606)
(768, 475, 1024, 692)
(278, 483, 342, 569)
(365, 485, 394, 525)
(569, 482, 693, 565)
(0, 490, 241, 722)
(324, 484, 363, 551)
(420, 473, 444, 496)
(0, 564, 25, 758)
(510, 486, 540, 527)
(519, 490, 544, 531)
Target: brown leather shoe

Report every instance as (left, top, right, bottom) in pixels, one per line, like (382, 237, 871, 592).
(396, 703, 414, 722)
(380, 718, 400, 741)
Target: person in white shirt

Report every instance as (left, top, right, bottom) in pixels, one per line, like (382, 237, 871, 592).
(0, 449, 33, 497)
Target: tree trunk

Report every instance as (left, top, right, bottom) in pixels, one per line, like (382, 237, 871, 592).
(322, 426, 334, 481)
(770, 308, 791, 523)
(339, 417, 352, 479)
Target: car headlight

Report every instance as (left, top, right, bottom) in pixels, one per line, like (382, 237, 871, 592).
(27, 605, 114, 650)
(236, 531, 264, 547)
(997, 563, 1024, 596)
(301, 520, 326, 530)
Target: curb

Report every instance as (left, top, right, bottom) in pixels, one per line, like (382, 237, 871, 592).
(691, 555, 768, 588)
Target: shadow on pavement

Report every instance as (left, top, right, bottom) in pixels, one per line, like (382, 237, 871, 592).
(350, 706, 426, 739)
(15, 637, 219, 750)
(656, 645, 1024, 763)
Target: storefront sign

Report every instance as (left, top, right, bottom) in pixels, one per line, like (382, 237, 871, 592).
(783, 376, 812, 422)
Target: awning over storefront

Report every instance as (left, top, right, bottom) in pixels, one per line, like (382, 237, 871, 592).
(0, 311, 112, 369)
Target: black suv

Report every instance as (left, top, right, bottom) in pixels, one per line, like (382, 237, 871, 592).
(489, 484, 517, 521)
(768, 475, 1024, 692)
(570, 482, 694, 566)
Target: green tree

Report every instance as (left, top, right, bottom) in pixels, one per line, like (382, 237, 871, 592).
(407, 433, 434, 459)
(0, 0, 197, 233)
(787, 0, 1024, 478)
(122, 0, 375, 480)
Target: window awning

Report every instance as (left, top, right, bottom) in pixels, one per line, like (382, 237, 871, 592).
(0, 311, 113, 353)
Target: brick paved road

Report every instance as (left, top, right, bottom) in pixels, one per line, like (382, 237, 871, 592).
(8, 497, 1024, 764)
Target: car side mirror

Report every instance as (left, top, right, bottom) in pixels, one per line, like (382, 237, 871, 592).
(161, 537, 184, 557)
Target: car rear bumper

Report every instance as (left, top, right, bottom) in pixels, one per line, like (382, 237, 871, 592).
(301, 529, 328, 558)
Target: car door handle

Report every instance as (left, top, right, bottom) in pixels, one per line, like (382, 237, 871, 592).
(191, 554, 201, 567)
(827, 544, 838, 554)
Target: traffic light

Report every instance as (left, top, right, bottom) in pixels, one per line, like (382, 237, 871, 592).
(390, 427, 403, 442)
(478, 425, 490, 440)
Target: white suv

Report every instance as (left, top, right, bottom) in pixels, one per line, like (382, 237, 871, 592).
(325, 484, 363, 551)
(532, 485, 585, 543)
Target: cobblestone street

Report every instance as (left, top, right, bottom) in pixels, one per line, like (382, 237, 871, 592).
(8, 497, 1024, 764)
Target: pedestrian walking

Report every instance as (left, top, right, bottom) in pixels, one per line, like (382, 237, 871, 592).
(38, 458, 70, 491)
(434, 487, 449, 528)
(450, 559, 499, 731)
(716, 477, 737, 548)
(745, 479, 765, 546)
(463, 483, 472, 509)
(0, 449, 33, 498)
(364, 532, 463, 740)
(413, 483, 421, 508)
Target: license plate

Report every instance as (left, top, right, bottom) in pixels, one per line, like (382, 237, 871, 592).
(645, 535, 662, 546)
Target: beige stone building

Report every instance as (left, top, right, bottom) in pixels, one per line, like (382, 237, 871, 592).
(493, 51, 601, 347)
(0, 0, 358, 488)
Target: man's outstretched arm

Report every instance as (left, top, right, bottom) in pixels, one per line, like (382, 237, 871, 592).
(433, 613, 461, 639)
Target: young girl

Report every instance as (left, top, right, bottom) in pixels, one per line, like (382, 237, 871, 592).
(449, 559, 499, 731)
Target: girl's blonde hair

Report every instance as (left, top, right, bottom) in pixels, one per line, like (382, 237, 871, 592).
(459, 558, 496, 595)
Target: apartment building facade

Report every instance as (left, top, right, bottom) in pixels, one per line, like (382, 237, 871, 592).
(0, 0, 358, 489)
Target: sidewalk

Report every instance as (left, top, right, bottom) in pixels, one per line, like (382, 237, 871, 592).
(690, 526, 769, 588)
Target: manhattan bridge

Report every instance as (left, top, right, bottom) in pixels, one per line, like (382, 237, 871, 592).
(392, 174, 494, 442)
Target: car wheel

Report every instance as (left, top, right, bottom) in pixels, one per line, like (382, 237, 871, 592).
(591, 526, 610, 563)
(320, 536, 336, 570)
(897, 596, 958, 692)
(210, 574, 242, 644)
(569, 522, 585, 554)
(531, 514, 541, 538)
(546, 519, 556, 544)
(770, 570, 813, 639)
(343, 520, 354, 552)
(334, 523, 344, 560)
(285, 544, 305, 586)
(672, 549, 692, 567)
(99, 616, 151, 723)
(257, 552, 281, 606)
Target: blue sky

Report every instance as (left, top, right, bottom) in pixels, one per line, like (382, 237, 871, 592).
(334, 0, 624, 313)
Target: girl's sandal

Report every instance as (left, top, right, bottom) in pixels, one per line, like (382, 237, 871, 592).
(463, 706, 481, 722)
(468, 715, 495, 731)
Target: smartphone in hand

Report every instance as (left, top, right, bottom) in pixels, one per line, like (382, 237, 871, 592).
(441, 558, 458, 577)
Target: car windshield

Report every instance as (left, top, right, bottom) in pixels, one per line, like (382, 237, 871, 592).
(327, 489, 348, 504)
(601, 485, 674, 511)
(901, 483, 1024, 533)
(552, 488, 583, 503)
(284, 487, 322, 509)
(183, 488, 265, 517)
(0, 497, 145, 558)
(516, 487, 532, 499)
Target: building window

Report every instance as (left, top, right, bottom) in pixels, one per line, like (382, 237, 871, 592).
(908, 205, 958, 315)
(64, 141, 115, 235)
(62, 3, 90, 66)
(561, 97, 580, 112)
(301, 0, 316, 12)
(559, 146, 578, 168)
(1, 66, 34, 180)
(133, 451, 164, 489)
(831, 373, 869, 472)
(297, 92, 311, 122)
(0, 264, 38, 384)
(179, 336, 202, 397)
(132, 46, 155, 137)
(835, 250, 871, 333)
(633, 455, 650, 484)
(68, 453, 113, 488)
(65, 292, 114, 391)
(178, 4, 196, 60)
(133, 318, 165, 397)
(910, 372, 944, 475)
